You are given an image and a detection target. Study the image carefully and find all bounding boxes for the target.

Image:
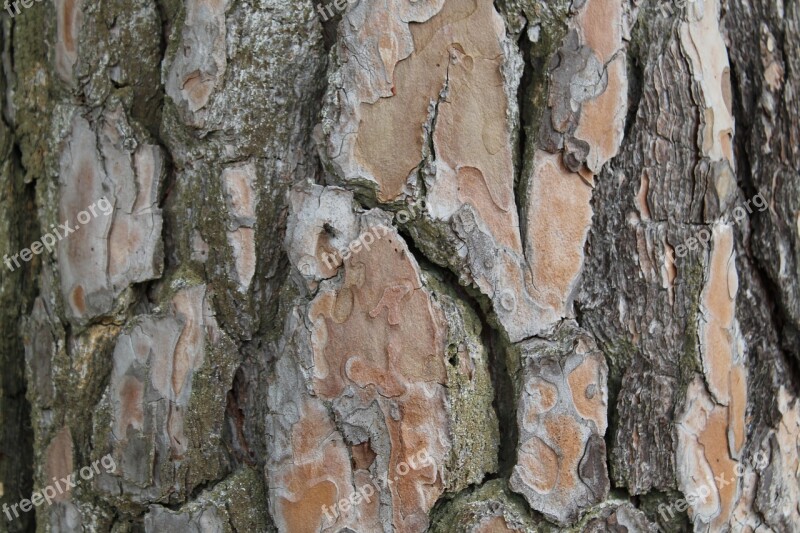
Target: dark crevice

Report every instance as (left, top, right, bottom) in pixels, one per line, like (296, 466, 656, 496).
(1, 15, 16, 129)
(397, 227, 518, 480)
(223, 366, 259, 468)
(0, 145, 37, 533)
(514, 23, 532, 255)
(135, 0, 179, 312)
(1, 15, 36, 529)
(623, 11, 645, 141)
(728, 58, 800, 385)
(154, 0, 178, 55)
(485, 324, 518, 478)
(313, 0, 342, 51)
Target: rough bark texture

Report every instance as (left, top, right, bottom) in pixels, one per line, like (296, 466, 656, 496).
(0, 0, 798, 532)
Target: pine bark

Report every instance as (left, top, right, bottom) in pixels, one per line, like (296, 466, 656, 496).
(0, 0, 798, 532)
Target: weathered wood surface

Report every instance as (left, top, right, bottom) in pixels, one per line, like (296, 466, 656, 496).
(0, 0, 797, 532)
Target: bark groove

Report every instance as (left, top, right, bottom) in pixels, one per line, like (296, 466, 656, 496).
(0, 0, 798, 532)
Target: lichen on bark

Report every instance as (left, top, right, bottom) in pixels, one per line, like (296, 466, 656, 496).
(1, 0, 799, 531)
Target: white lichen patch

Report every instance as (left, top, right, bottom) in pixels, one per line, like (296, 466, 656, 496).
(284, 184, 360, 281)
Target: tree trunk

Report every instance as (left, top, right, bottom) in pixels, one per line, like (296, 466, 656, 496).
(1, 0, 798, 531)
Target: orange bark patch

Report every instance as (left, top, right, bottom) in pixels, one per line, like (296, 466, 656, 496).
(183, 72, 215, 111)
(227, 228, 256, 292)
(543, 415, 583, 494)
(222, 163, 257, 218)
(315, 233, 342, 277)
(292, 401, 336, 462)
(310, 234, 446, 398)
(511, 337, 609, 525)
(171, 288, 207, 398)
(272, 398, 354, 532)
(56, 0, 82, 81)
(108, 218, 144, 279)
(573, 58, 627, 173)
(352, 442, 377, 471)
(474, 515, 522, 533)
(71, 285, 86, 316)
(280, 480, 338, 533)
(576, 0, 622, 63)
(133, 148, 157, 213)
(354, 0, 520, 256)
(567, 354, 607, 433)
(681, 0, 735, 166)
(699, 407, 739, 530)
(61, 0, 77, 50)
(700, 226, 737, 404)
(524, 378, 558, 424)
(309, 229, 448, 531)
(116, 376, 144, 434)
(354, 0, 482, 201)
(728, 365, 747, 457)
(58, 117, 111, 321)
(45, 428, 74, 503)
(386, 390, 446, 528)
(678, 378, 746, 528)
(525, 151, 594, 311)
(636, 171, 651, 220)
(518, 436, 559, 494)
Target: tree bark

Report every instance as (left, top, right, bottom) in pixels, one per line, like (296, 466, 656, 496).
(0, 0, 798, 532)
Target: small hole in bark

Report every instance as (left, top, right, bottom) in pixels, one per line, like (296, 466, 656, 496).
(448, 349, 457, 366)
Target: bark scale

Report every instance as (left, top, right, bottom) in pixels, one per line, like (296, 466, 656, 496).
(0, 0, 798, 532)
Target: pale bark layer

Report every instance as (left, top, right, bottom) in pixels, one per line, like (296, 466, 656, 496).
(0, 0, 798, 532)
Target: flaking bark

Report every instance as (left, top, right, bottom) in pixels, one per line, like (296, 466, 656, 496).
(0, 0, 798, 532)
